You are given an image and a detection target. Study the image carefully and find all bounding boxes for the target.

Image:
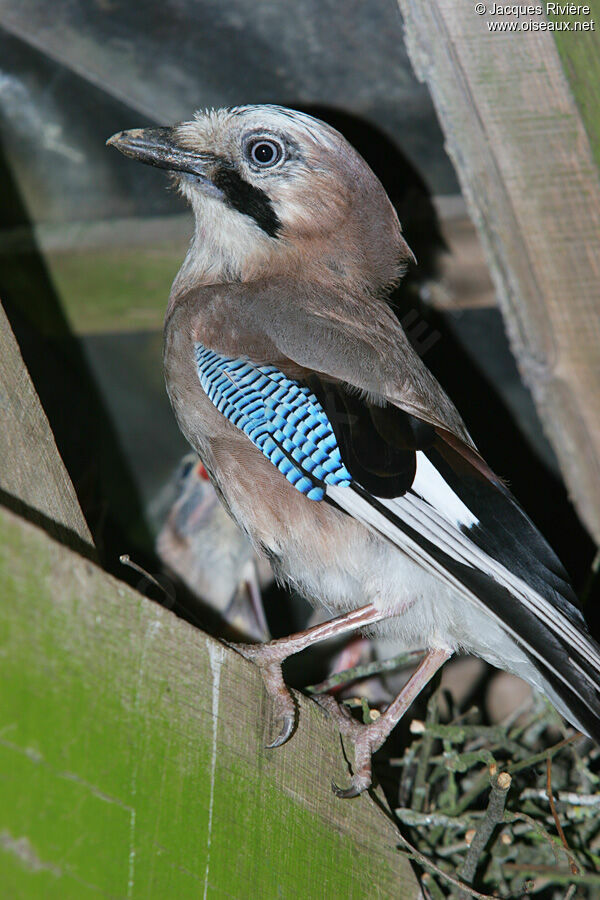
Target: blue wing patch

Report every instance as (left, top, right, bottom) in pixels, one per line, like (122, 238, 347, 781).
(195, 344, 352, 501)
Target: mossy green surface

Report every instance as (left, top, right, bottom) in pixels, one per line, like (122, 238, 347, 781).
(0, 508, 416, 899)
(549, 1, 600, 170)
(45, 244, 185, 335)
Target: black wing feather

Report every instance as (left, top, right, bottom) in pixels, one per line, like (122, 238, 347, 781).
(306, 375, 582, 628)
(346, 483, 600, 741)
(428, 436, 584, 625)
(305, 375, 433, 498)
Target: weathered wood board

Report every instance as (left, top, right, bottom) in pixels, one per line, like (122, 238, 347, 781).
(0, 506, 419, 899)
(0, 300, 93, 547)
(398, 1, 600, 544)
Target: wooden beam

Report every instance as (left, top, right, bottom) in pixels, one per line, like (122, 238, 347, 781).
(0, 300, 93, 548)
(549, 1, 600, 168)
(398, 2, 600, 543)
(0, 506, 420, 899)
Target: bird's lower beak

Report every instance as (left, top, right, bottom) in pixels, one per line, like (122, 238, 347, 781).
(106, 127, 213, 182)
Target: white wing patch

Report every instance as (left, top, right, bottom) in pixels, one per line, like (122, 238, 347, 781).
(411, 451, 478, 529)
(326, 445, 600, 706)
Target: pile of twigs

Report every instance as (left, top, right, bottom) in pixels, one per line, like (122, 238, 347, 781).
(392, 690, 599, 898)
(309, 662, 600, 898)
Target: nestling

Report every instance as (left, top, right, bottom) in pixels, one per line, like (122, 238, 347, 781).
(108, 106, 600, 797)
(156, 454, 271, 643)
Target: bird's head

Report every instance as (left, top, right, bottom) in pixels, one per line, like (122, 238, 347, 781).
(107, 105, 413, 293)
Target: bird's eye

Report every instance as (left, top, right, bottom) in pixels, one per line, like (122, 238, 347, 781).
(177, 456, 196, 484)
(247, 138, 283, 168)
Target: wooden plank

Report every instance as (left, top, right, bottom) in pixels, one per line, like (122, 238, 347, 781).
(0, 506, 420, 899)
(1, 207, 495, 335)
(398, 1, 600, 543)
(0, 208, 495, 337)
(0, 300, 93, 547)
(549, 0, 600, 168)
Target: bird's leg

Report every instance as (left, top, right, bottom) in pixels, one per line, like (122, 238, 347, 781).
(229, 603, 393, 748)
(317, 647, 452, 798)
(244, 561, 270, 641)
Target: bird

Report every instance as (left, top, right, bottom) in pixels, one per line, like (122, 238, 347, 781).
(155, 453, 271, 643)
(108, 105, 600, 797)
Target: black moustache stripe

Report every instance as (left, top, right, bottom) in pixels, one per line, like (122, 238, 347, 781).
(213, 164, 281, 238)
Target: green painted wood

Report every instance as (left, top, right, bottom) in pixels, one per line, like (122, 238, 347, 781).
(549, 0, 600, 170)
(0, 506, 419, 899)
(44, 241, 184, 335)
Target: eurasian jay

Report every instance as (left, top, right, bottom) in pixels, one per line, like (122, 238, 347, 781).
(108, 106, 600, 797)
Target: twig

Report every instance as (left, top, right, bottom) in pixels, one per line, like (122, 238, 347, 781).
(119, 554, 170, 599)
(412, 690, 440, 813)
(505, 811, 561, 864)
(305, 648, 424, 694)
(360, 696, 371, 725)
(501, 864, 600, 886)
(507, 732, 581, 776)
(519, 788, 600, 807)
(458, 771, 512, 886)
(420, 872, 446, 900)
(435, 838, 479, 860)
(546, 756, 580, 876)
(441, 767, 491, 817)
(409, 722, 508, 744)
(395, 807, 478, 830)
(394, 833, 495, 899)
(428, 748, 496, 773)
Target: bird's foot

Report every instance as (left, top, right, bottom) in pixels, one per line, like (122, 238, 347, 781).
(315, 694, 385, 797)
(316, 647, 453, 798)
(228, 603, 390, 750)
(228, 640, 296, 748)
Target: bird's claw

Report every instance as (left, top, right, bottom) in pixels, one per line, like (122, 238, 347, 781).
(263, 664, 297, 748)
(228, 641, 297, 748)
(316, 694, 377, 798)
(331, 773, 372, 799)
(266, 711, 296, 749)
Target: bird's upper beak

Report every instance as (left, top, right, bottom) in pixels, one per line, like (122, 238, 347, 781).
(106, 127, 216, 187)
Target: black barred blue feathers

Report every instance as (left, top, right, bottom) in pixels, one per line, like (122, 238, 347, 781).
(195, 344, 352, 500)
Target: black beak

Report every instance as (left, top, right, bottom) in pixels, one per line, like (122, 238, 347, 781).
(106, 127, 213, 180)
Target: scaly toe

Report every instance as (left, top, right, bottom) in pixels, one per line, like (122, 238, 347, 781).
(314, 693, 360, 736)
(261, 662, 297, 748)
(331, 771, 372, 799)
(314, 695, 377, 797)
(227, 639, 286, 667)
(228, 641, 297, 748)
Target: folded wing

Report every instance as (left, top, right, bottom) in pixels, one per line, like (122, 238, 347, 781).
(193, 305, 600, 739)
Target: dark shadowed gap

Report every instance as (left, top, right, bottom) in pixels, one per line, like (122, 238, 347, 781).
(0, 135, 152, 578)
